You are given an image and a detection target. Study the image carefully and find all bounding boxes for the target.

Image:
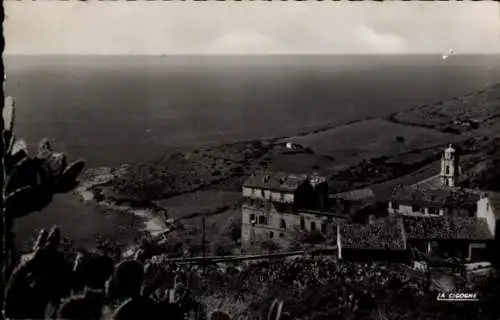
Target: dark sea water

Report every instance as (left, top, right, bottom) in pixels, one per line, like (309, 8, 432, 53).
(5, 54, 500, 249)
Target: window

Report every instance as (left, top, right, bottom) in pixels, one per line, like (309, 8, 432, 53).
(445, 165, 450, 175)
(279, 233, 284, 238)
(411, 205, 421, 213)
(468, 209, 475, 218)
(280, 218, 287, 229)
(321, 222, 327, 234)
(250, 214, 256, 224)
(258, 215, 268, 225)
(260, 189, 265, 197)
(280, 193, 285, 202)
(311, 221, 317, 231)
(300, 217, 305, 230)
(269, 231, 274, 239)
(428, 208, 438, 215)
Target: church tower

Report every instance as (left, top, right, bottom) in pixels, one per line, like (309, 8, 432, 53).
(440, 144, 460, 187)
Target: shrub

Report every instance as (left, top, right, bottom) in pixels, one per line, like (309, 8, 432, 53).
(442, 127, 460, 134)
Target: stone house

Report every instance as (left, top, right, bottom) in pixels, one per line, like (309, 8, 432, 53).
(240, 172, 346, 250)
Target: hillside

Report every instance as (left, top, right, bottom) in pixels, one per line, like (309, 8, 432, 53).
(86, 83, 500, 246)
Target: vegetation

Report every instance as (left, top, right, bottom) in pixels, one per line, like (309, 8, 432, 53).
(140, 254, 488, 320)
(395, 136, 405, 143)
(0, 96, 85, 309)
(107, 142, 272, 205)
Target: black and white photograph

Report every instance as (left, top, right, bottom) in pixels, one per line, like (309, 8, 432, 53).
(2, 1, 500, 319)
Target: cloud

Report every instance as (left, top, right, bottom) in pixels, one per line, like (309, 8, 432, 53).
(4, 1, 500, 55)
(352, 25, 407, 54)
(203, 30, 281, 55)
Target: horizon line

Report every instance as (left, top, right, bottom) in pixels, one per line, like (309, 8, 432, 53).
(5, 53, 500, 57)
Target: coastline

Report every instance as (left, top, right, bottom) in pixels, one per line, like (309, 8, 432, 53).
(75, 166, 167, 238)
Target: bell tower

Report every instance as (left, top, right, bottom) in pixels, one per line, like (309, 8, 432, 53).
(440, 144, 460, 187)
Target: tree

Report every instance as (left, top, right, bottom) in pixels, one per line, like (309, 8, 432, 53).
(221, 216, 242, 245)
(300, 230, 326, 250)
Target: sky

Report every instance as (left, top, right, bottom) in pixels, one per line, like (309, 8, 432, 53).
(4, 1, 500, 55)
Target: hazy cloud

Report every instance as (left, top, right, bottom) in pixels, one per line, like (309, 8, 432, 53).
(204, 30, 281, 55)
(4, 1, 500, 55)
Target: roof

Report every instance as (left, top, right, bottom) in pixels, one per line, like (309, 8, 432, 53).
(390, 185, 480, 208)
(241, 198, 294, 213)
(243, 172, 326, 192)
(300, 209, 349, 220)
(401, 216, 493, 241)
(411, 175, 447, 190)
(487, 192, 500, 218)
(331, 188, 375, 202)
(339, 218, 406, 250)
(444, 144, 456, 154)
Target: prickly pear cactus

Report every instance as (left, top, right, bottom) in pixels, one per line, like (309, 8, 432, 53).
(1, 95, 86, 284)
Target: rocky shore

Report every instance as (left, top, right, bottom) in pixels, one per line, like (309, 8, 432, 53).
(75, 166, 168, 238)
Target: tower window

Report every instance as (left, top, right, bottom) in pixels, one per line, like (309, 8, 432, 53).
(269, 231, 274, 239)
(310, 221, 317, 231)
(445, 165, 450, 175)
(300, 217, 305, 230)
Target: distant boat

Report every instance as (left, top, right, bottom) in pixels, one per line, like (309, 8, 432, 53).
(442, 49, 455, 60)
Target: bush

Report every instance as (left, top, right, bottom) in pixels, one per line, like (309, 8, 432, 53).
(212, 238, 234, 256)
(442, 127, 460, 134)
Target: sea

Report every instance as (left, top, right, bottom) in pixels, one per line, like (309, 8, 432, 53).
(5, 54, 500, 250)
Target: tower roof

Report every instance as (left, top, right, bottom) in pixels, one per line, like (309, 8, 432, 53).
(445, 144, 456, 153)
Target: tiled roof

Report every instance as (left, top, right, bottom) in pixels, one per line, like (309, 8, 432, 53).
(243, 172, 325, 192)
(331, 188, 375, 201)
(300, 209, 348, 220)
(401, 216, 493, 241)
(272, 201, 295, 214)
(241, 198, 294, 213)
(390, 185, 480, 208)
(339, 218, 406, 250)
